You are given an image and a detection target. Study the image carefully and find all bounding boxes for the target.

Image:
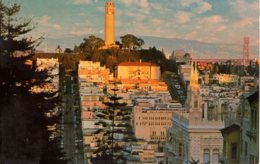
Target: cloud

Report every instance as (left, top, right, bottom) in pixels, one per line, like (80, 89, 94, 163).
(69, 28, 97, 36)
(139, 0, 149, 8)
(237, 18, 255, 27)
(175, 11, 193, 24)
(119, 0, 149, 8)
(204, 15, 223, 23)
(178, 0, 212, 14)
(196, 1, 212, 14)
(37, 16, 61, 30)
(179, 0, 198, 7)
(72, 0, 98, 5)
(150, 18, 163, 25)
(227, 0, 258, 18)
(215, 25, 226, 32)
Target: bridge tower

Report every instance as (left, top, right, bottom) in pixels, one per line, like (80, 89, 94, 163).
(243, 37, 250, 67)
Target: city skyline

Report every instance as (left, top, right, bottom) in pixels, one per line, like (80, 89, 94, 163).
(7, 0, 259, 50)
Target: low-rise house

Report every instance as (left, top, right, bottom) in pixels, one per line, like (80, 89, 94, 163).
(221, 91, 259, 164)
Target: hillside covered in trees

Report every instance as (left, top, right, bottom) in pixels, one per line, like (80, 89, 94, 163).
(70, 34, 178, 74)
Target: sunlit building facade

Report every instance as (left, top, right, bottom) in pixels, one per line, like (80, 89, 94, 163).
(165, 62, 224, 164)
(117, 62, 160, 80)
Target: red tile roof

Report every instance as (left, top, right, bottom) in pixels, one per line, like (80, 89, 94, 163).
(118, 62, 158, 66)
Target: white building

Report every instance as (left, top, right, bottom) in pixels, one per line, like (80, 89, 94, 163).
(165, 62, 224, 164)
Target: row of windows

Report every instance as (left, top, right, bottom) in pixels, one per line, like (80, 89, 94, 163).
(151, 137, 166, 140)
(204, 149, 219, 164)
(136, 122, 171, 126)
(138, 116, 170, 120)
(151, 131, 165, 136)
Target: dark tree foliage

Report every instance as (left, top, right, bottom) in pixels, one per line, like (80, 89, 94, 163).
(120, 34, 144, 51)
(0, 1, 65, 163)
(74, 35, 177, 74)
(138, 46, 177, 73)
(64, 48, 73, 53)
(74, 35, 105, 54)
(91, 83, 130, 164)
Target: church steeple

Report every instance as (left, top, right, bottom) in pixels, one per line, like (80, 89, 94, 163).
(189, 61, 194, 87)
(193, 61, 199, 88)
(186, 60, 201, 113)
(189, 61, 199, 89)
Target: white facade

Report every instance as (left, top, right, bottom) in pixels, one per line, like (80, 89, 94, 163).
(165, 62, 224, 164)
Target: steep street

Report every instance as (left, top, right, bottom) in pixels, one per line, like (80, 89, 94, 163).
(62, 72, 84, 164)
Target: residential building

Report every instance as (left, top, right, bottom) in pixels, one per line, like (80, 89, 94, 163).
(133, 103, 175, 142)
(117, 62, 160, 80)
(213, 74, 239, 85)
(170, 50, 191, 64)
(78, 61, 112, 83)
(165, 62, 224, 164)
(221, 91, 259, 164)
(179, 64, 191, 84)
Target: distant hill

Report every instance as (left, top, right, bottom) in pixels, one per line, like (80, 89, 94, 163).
(139, 36, 259, 59)
(38, 35, 259, 60)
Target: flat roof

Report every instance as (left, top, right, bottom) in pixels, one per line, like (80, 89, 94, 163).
(118, 62, 158, 66)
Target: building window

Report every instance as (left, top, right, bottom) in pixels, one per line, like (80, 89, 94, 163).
(251, 108, 257, 129)
(213, 149, 219, 164)
(250, 154, 255, 164)
(178, 143, 183, 157)
(231, 142, 238, 159)
(194, 100, 198, 108)
(245, 142, 248, 156)
(203, 149, 210, 164)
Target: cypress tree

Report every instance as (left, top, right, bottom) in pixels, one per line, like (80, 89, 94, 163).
(0, 1, 65, 163)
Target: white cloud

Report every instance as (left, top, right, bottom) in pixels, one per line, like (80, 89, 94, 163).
(227, 0, 258, 18)
(69, 28, 97, 36)
(125, 12, 147, 22)
(196, 1, 212, 14)
(37, 16, 61, 30)
(180, 0, 198, 7)
(72, 0, 98, 5)
(150, 2, 167, 12)
(204, 15, 223, 23)
(119, 0, 149, 8)
(53, 24, 61, 30)
(215, 25, 226, 32)
(150, 18, 163, 25)
(237, 18, 255, 27)
(139, 0, 149, 8)
(178, 0, 212, 14)
(175, 11, 193, 24)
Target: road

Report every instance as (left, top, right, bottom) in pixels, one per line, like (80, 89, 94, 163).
(62, 73, 84, 164)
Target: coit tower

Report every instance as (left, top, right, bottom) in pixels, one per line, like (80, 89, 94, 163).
(105, 0, 115, 46)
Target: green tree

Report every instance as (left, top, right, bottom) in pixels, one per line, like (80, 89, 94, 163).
(0, 1, 65, 163)
(77, 35, 105, 54)
(91, 83, 128, 164)
(120, 34, 144, 52)
(0, 1, 36, 55)
(64, 47, 73, 53)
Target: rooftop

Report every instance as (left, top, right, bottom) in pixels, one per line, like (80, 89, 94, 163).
(118, 62, 158, 67)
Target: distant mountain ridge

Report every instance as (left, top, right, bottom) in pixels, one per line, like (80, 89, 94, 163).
(139, 36, 259, 59)
(40, 35, 259, 60)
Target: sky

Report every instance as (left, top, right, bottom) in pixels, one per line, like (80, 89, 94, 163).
(4, 0, 259, 51)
